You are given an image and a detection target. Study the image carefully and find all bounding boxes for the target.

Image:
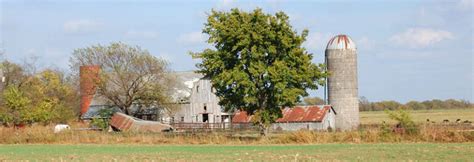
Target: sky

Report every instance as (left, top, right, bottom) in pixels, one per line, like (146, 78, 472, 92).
(0, 0, 472, 103)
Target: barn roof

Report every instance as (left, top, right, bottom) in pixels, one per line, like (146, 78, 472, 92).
(232, 105, 334, 123)
(232, 111, 252, 123)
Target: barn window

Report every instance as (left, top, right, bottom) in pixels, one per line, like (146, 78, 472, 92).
(181, 117, 184, 122)
(196, 85, 199, 93)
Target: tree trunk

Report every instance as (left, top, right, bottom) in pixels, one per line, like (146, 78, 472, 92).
(259, 123, 269, 136)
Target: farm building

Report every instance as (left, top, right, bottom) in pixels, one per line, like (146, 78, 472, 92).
(79, 68, 229, 124)
(325, 34, 359, 130)
(185, 78, 231, 123)
(79, 34, 359, 131)
(232, 105, 336, 131)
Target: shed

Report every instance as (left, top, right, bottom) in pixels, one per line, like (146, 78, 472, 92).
(232, 105, 336, 131)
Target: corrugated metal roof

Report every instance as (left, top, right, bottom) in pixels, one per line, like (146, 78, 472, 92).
(232, 111, 252, 123)
(232, 105, 332, 123)
(110, 112, 172, 132)
(326, 35, 356, 50)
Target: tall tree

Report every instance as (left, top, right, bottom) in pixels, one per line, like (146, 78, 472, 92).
(70, 42, 173, 115)
(194, 9, 326, 135)
(0, 69, 78, 126)
(0, 61, 27, 88)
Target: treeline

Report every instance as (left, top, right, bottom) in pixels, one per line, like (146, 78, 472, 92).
(302, 97, 473, 111)
(0, 60, 79, 126)
(359, 97, 473, 111)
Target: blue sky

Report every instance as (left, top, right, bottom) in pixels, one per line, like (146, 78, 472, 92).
(0, 0, 472, 103)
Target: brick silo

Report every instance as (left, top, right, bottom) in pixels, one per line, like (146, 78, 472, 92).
(80, 65, 100, 116)
(325, 34, 359, 130)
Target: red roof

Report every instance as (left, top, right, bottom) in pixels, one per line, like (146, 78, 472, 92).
(232, 111, 252, 123)
(232, 105, 332, 123)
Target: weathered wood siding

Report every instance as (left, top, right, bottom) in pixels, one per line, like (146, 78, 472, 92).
(187, 78, 227, 123)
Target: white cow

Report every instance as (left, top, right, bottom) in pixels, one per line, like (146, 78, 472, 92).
(54, 124, 70, 133)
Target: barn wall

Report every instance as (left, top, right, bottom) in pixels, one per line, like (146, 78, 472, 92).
(170, 103, 190, 123)
(189, 78, 225, 123)
(272, 122, 325, 131)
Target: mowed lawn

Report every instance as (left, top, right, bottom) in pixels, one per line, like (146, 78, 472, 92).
(1, 143, 473, 161)
(360, 109, 474, 125)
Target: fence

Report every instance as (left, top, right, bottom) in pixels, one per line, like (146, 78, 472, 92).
(171, 122, 257, 132)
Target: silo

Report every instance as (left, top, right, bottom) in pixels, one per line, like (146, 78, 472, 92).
(325, 34, 359, 130)
(80, 65, 100, 116)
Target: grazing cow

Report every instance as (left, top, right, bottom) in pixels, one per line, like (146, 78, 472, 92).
(456, 119, 461, 123)
(54, 124, 70, 133)
(426, 119, 430, 122)
(463, 120, 472, 124)
(443, 119, 449, 123)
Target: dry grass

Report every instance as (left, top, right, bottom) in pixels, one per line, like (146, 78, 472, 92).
(1, 122, 472, 145)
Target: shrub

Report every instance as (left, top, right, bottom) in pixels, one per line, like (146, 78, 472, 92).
(0, 86, 32, 126)
(385, 109, 419, 135)
(90, 108, 114, 130)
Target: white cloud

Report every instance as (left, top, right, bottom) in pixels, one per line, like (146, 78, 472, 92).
(389, 28, 454, 48)
(125, 30, 159, 39)
(458, 0, 473, 11)
(356, 36, 374, 51)
(63, 19, 102, 34)
(177, 31, 208, 44)
(303, 32, 334, 51)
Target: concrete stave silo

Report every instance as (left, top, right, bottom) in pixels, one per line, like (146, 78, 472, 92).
(325, 34, 359, 130)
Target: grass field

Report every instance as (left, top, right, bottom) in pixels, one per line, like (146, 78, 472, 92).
(0, 143, 473, 161)
(0, 109, 472, 161)
(360, 109, 474, 125)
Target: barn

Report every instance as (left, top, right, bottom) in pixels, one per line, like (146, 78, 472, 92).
(232, 105, 336, 131)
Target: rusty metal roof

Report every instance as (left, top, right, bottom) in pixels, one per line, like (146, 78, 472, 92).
(232, 111, 252, 123)
(232, 105, 332, 123)
(326, 34, 356, 50)
(110, 112, 172, 132)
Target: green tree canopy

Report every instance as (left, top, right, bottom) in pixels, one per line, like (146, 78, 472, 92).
(194, 8, 326, 134)
(0, 68, 78, 126)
